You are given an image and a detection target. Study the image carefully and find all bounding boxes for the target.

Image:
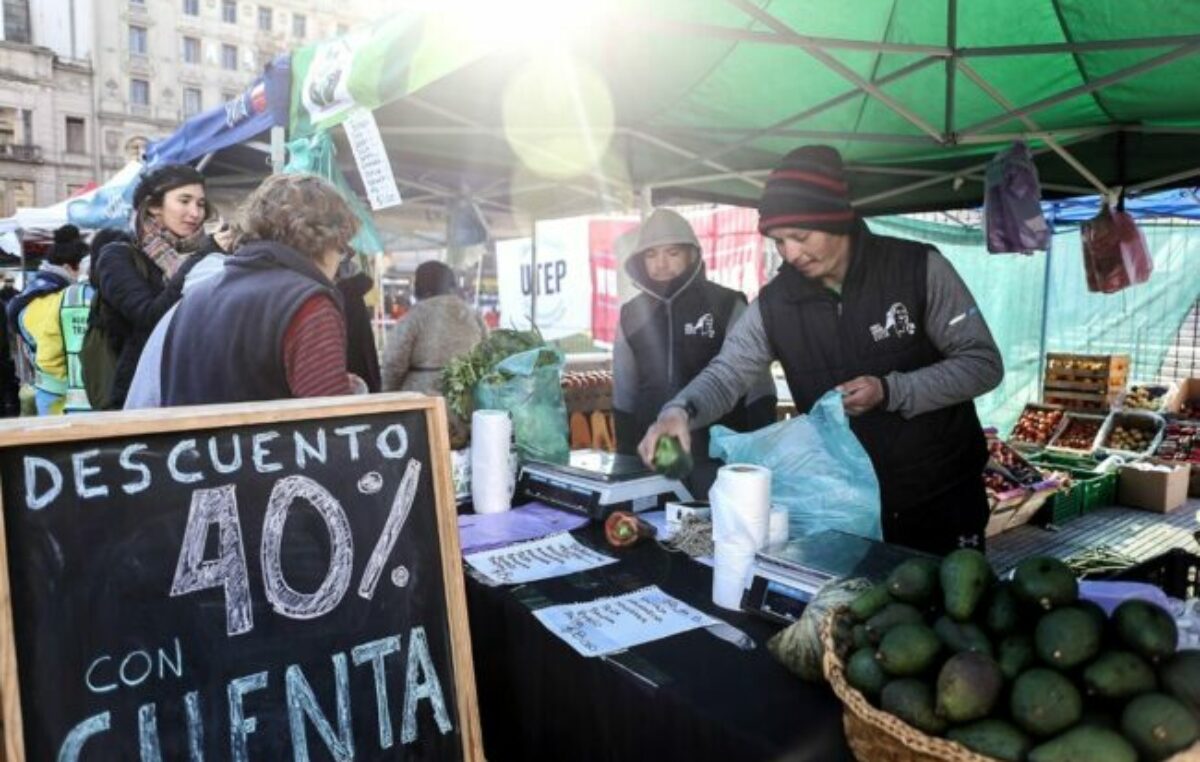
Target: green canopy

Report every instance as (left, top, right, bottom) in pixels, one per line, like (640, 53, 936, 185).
(321, 0, 1200, 219)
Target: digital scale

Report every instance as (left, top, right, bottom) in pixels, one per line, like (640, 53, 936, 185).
(741, 529, 932, 625)
(516, 449, 692, 520)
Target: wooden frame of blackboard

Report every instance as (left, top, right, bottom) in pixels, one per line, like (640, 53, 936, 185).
(0, 393, 484, 762)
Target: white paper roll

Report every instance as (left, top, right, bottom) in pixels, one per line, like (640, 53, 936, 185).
(768, 505, 789, 547)
(471, 410, 514, 515)
(708, 464, 771, 610)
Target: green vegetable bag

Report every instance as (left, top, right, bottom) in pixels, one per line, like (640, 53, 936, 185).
(473, 347, 570, 464)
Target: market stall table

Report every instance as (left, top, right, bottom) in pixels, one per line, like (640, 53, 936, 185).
(464, 521, 853, 762)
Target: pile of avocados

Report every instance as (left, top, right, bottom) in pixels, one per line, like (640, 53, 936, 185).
(841, 550, 1200, 762)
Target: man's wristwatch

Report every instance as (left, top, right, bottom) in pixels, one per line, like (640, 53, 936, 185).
(681, 400, 698, 421)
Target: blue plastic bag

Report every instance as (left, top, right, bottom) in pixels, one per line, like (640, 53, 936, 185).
(709, 390, 881, 540)
(474, 347, 570, 465)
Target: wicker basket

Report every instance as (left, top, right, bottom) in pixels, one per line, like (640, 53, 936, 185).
(820, 607, 1200, 762)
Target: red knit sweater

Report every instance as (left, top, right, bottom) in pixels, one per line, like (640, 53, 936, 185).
(282, 294, 352, 397)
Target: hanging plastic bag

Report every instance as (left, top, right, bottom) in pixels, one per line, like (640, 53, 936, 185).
(474, 347, 570, 464)
(984, 141, 1051, 254)
(709, 390, 881, 540)
(1081, 204, 1153, 293)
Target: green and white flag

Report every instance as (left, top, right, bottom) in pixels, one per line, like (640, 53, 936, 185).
(289, 12, 494, 137)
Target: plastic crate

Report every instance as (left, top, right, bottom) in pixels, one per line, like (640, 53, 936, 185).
(1029, 466, 1116, 525)
(1105, 548, 1200, 600)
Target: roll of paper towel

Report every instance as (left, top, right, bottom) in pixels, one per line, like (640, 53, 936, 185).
(768, 505, 789, 547)
(471, 409, 514, 515)
(709, 463, 772, 610)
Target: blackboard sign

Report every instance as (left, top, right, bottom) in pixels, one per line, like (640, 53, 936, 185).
(0, 395, 482, 761)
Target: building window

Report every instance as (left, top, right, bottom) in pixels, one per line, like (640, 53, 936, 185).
(130, 78, 150, 106)
(292, 13, 306, 38)
(221, 43, 238, 71)
(182, 36, 201, 64)
(258, 6, 272, 31)
(66, 117, 86, 154)
(182, 0, 198, 15)
(3, 0, 32, 43)
(183, 88, 203, 117)
(221, 0, 236, 23)
(0, 179, 36, 217)
(129, 25, 148, 56)
(221, 90, 238, 103)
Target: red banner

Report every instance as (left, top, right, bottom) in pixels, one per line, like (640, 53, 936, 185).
(587, 219, 638, 345)
(587, 206, 766, 345)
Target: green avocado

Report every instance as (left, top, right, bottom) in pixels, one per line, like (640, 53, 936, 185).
(1011, 668, 1083, 737)
(997, 634, 1035, 681)
(1121, 692, 1200, 761)
(848, 584, 893, 622)
(984, 581, 1021, 636)
(652, 435, 694, 480)
(846, 647, 888, 698)
(1012, 556, 1078, 611)
(1113, 599, 1178, 663)
(1027, 725, 1137, 762)
(940, 548, 992, 621)
(946, 719, 1032, 762)
(886, 558, 940, 607)
(865, 602, 925, 644)
(1083, 650, 1157, 700)
(1160, 649, 1200, 716)
(876, 623, 942, 677)
(1035, 606, 1102, 670)
(880, 678, 947, 736)
(935, 651, 1003, 723)
(933, 616, 994, 657)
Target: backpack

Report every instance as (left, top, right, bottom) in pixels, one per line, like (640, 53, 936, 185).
(80, 297, 118, 409)
(80, 240, 149, 409)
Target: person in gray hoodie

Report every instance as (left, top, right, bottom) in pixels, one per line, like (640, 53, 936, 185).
(614, 208, 776, 497)
(638, 146, 1004, 555)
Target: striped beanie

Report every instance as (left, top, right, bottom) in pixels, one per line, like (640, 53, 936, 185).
(757, 145, 855, 235)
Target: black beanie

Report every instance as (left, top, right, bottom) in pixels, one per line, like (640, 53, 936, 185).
(49, 224, 89, 267)
(132, 164, 206, 211)
(757, 145, 855, 235)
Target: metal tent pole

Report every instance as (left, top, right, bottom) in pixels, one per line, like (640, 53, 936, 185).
(956, 60, 1111, 196)
(958, 42, 1200, 138)
(725, 0, 946, 142)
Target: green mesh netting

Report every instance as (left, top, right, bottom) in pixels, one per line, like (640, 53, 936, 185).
(868, 216, 1200, 432)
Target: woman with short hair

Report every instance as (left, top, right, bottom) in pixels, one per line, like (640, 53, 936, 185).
(160, 173, 361, 405)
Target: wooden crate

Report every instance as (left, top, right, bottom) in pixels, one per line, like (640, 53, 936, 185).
(1043, 353, 1129, 412)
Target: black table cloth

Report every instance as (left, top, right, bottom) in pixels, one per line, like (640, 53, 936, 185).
(464, 524, 853, 762)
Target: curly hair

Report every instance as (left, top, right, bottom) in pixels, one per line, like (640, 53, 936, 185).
(235, 174, 359, 261)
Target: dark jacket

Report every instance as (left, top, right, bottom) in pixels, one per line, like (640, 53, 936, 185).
(93, 235, 222, 409)
(614, 255, 776, 496)
(161, 240, 342, 405)
(337, 270, 381, 393)
(757, 221, 988, 513)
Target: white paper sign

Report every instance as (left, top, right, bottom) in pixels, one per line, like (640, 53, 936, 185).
(532, 585, 719, 657)
(463, 532, 616, 585)
(300, 34, 361, 125)
(495, 216, 593, 339)
(343, 108, 402, 210)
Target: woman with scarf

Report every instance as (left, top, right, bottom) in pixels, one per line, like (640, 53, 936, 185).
(93, 164, 227, 409)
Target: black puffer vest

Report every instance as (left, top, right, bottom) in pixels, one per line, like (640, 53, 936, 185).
(757, 223, 987, 512)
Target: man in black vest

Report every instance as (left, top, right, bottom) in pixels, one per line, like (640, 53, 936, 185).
(638, 146, 1003, 555)
(614, 208, 776, 497)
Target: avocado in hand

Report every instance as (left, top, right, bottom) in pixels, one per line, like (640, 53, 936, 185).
(653, 435, 694, 480)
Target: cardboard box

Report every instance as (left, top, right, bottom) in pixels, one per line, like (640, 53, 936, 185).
(1169, 377, 1200, 416)
(1117, 463, 1190, 513)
